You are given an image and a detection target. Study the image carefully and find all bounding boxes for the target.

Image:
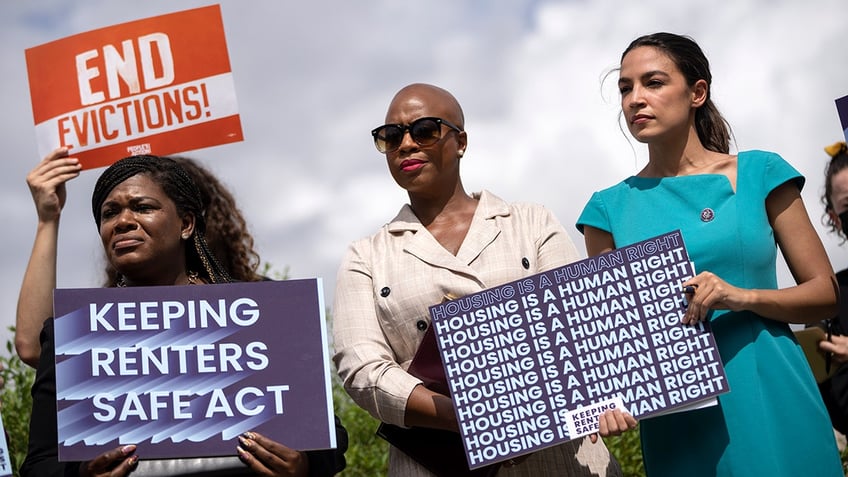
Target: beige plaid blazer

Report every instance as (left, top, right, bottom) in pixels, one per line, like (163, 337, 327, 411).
(333, 190, 619, 477)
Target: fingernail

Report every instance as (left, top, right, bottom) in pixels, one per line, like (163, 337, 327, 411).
(238, 436, 251, 449)
(237, 446, 250, 461)
(242, 431, 256, 440)
(129, 455, 139, 466)
(121, 444, 136, 455)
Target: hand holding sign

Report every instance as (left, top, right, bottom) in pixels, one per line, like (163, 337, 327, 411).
(78, 444, 139, 477)
(21, 155, 341, 477)
(236, 432, 309, 477)
(54, 280, 336, 461)
(428, 231, 729, 469)
(26, 147, 81, 223)
(593, 407, 638, 442)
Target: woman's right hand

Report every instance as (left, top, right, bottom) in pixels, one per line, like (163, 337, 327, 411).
(592, 408, 638, 442)
(820, 334, 848, 366)
(680, 271, 751, 325)
(27, 147, 81, 223)
(79, 444, 139, 477)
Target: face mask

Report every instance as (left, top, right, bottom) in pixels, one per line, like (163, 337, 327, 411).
(839, 210, 848, 237)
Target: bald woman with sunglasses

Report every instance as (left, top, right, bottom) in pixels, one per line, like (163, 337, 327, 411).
(332, 83, 621, 477)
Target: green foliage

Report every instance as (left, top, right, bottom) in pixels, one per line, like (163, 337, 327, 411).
(842, 442, 848, 475)
(328, 384, 650, 477)
(3, 301, 848, 477)
(0, 327, 650, 477)
(260, 262, 290, 280)
(332, 376, 389, 476)
(326, 390, 648, 477)
(0, 328, 35, 477)
(603, 426, 644, 477)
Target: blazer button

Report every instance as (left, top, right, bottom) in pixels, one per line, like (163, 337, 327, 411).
(416, 320, 428, 331)
(380, 287, 390, 297)
(522, 257, 530, 269)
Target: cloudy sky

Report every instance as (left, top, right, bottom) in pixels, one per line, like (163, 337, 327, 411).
(2, 0, 846, 348)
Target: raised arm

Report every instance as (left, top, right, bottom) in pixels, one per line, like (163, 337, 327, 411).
(16, 147, 80, 367)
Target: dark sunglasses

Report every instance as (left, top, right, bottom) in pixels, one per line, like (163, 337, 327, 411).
(371, 117, 462, 153)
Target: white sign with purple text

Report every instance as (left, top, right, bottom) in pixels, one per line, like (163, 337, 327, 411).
(429, 231, 728, 469)
(53, 279, 337, 461)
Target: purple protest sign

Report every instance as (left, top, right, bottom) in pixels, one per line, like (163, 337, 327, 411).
(53, 279, 336, 461)
(428, 230, 728, 469)
(837, 94, 848, 142)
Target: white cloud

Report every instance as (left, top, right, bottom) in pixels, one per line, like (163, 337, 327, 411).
(2, 0, 846, 349)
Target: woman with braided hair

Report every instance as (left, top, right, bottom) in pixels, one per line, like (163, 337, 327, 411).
(172, 156, 262, 284)
(88, 154, 233, 287)
(102, 156, 264, 288)
(17, 150, 262, 368)
(20, 153, 347, 477)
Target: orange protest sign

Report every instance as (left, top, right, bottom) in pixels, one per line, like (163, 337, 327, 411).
(25, 5, 243, 169)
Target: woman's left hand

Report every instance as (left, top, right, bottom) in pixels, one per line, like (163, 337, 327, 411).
(237, 432, 308, 477)
(78, 444, 139, 477)
(592, 408, 638, 442)
(682, 271, 751, 325)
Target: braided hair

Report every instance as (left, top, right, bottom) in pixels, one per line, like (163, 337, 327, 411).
(92, 155, 232, 285)
(170, 156, 262, 281)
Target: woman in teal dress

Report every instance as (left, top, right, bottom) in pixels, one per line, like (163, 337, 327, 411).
(576, 32, 842, 476)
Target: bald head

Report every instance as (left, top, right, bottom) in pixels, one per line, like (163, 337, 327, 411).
(386, 83, 465, 129)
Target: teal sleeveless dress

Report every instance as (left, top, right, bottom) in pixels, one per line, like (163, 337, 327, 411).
(577, 150, 842, 476)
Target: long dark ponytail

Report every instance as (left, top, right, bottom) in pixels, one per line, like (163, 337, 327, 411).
(622, 32, 733, 153)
